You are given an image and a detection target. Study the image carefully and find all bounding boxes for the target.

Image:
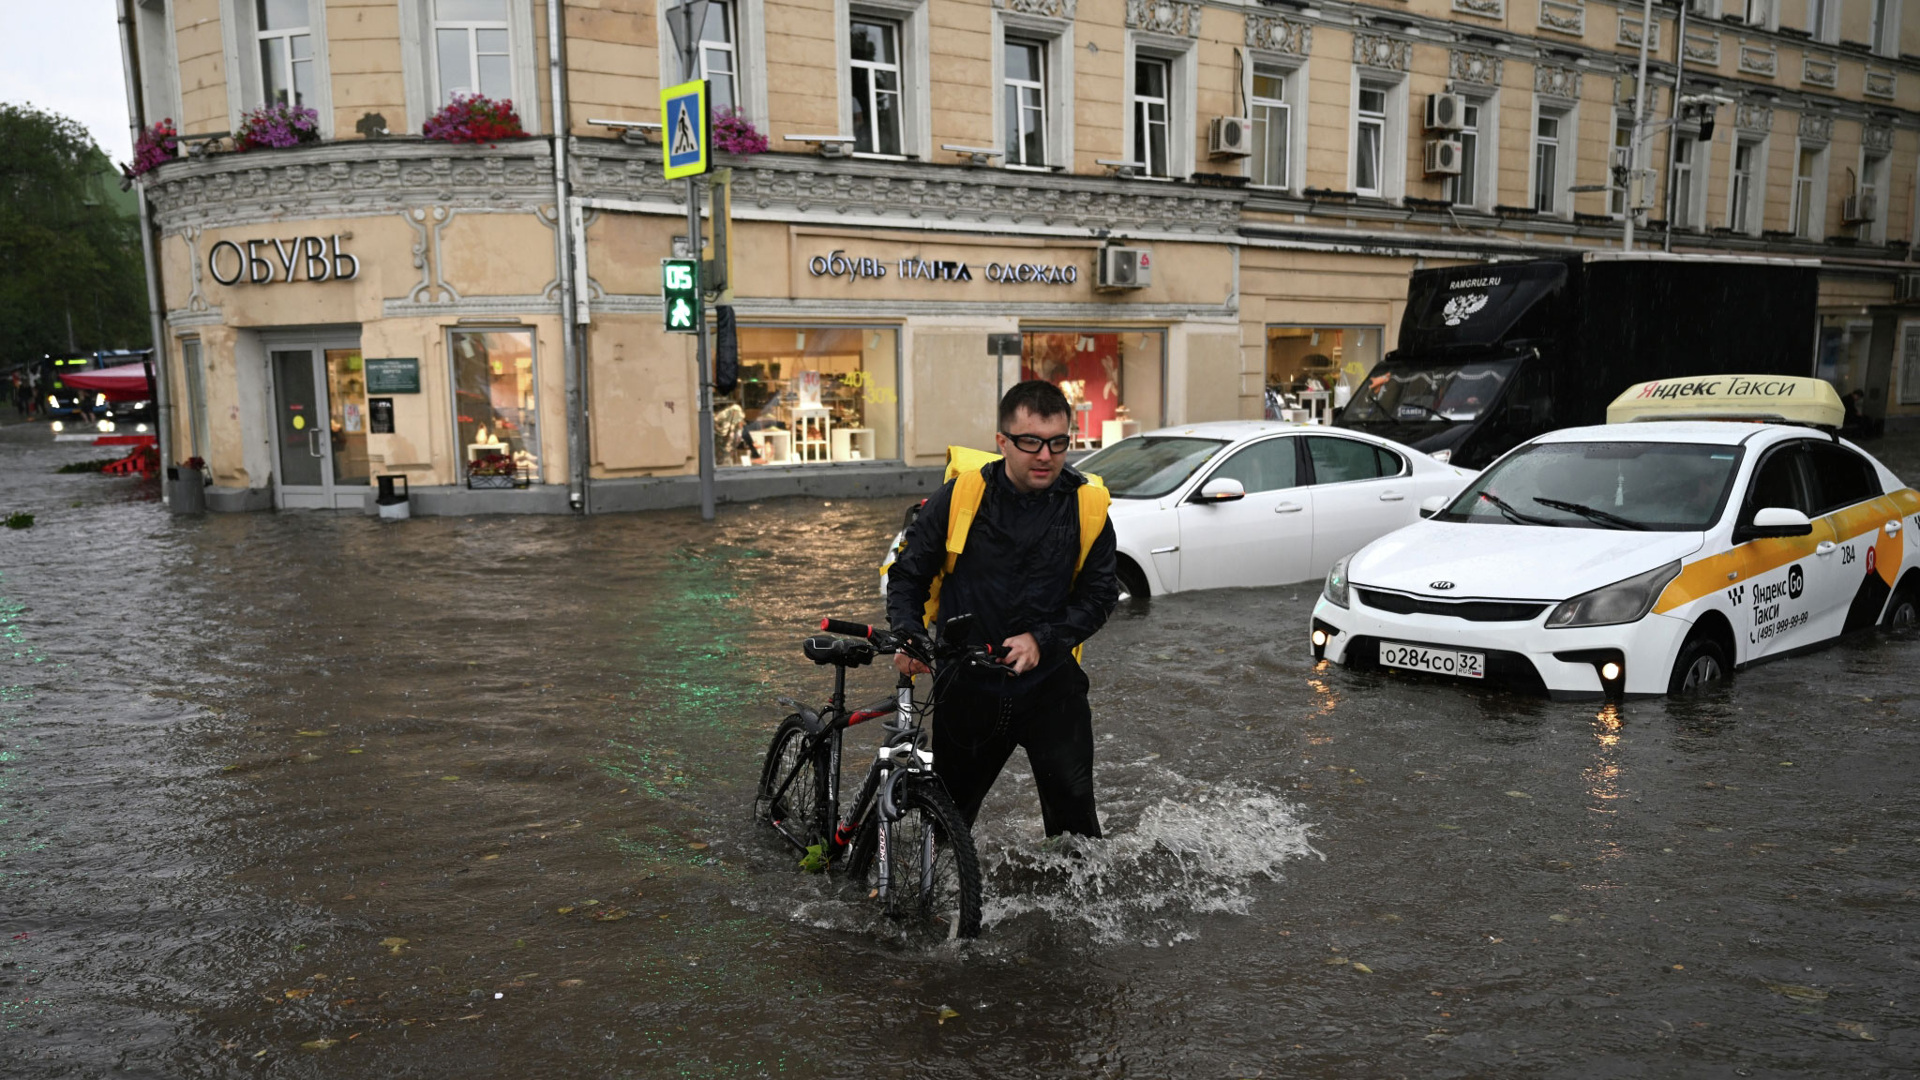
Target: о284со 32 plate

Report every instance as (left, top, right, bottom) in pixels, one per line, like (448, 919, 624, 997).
(1379, 641, 1486, 679)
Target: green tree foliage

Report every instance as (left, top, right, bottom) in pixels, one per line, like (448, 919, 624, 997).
(0, 103, 150, 371)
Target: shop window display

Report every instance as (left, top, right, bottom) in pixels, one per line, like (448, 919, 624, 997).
(713, 327, 898, 466)
(1019, 331, 1164, 448)
(450, 329, 539, 482)
(1264, 326, 1382, 421)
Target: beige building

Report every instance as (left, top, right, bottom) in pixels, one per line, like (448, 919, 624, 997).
(123, 0, 1920, 513)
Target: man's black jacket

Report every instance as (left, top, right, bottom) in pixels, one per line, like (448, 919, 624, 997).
(885, 460, 1119, 696)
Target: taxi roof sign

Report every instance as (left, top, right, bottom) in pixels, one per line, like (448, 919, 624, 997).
(1607, 375, 1844, 429)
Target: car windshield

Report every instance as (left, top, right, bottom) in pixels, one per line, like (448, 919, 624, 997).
(1342, 360, 1517, 424)
(1077, 436, 1228, 499)
(1438, 441, 1743, 531)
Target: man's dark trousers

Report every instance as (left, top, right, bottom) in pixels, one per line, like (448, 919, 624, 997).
(932, 661, 1100, 838)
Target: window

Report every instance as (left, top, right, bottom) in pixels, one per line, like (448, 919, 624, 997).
(1450, 102, 1482, 206)
(713, 327, 899, 466)
(1901, 325, 1920, 406)
(1809, 0, 1835, 41)
(434, 0, 512, 104)
(1744, 444, 1815, 520)
(1860, 152, 1888, 241)
(450, 329, 539, 479)
(849, 17, 903, 156)
(1611, 117, 1633, 216)
(1004, 38, 1047, 166)
(1807, 442, 1882, 513)
(700, 1, 739, 117)
(1728, 140, 1757, 232)
(1871, 0, 1896, 53)
(257, 0, 313, 107)
(1306, 436, 1400, 484)
(1793, 145, 1823, 239)
(1133, 57, 1171, 176)
(1022, 330, 1166, 441)
(1672, 135, 1696, 230)
(1745, 0, 1773, 27)
(1533, 112, 1564, 214)
(1250, 64, 1291, 189)
(1355, 85, 1387, 196)
(1209, 437, 1300, 494)
(1264, 326, 1383, 416)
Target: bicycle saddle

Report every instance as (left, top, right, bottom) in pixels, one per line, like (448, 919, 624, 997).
(802, 635, 876, 667)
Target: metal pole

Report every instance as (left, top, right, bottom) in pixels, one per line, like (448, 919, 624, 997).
(1662, 1, 1690, 252)
(546, 0, 587, 513)
(117, 0, 173, 503)
(673, 8, 716, 522)
(1624, 0, 1658, 253)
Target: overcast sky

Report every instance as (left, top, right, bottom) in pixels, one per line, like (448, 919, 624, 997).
(1, 4, 135, 164)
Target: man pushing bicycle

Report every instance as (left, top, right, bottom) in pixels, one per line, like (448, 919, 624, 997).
(885, 380, 1120, 839)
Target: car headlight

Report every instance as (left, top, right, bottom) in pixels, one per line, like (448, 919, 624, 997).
(1545, 561, 1683, 629)
(1323, 553, 1353, 609)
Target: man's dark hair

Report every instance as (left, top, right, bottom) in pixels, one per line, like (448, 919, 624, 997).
(998, 379, 1072, 427)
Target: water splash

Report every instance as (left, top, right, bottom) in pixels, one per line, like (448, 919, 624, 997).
(977, 767, 1321, 943)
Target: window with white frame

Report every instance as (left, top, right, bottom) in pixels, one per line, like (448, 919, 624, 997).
(1250, 63, 1290, 189)
(1743, 0, 1774, 29)
(257, 0, 313, 107)
(1672, 134, 1697, 229)
(1860, 152, 1889, 239)
(1870, 0, 1897, 54)
(850, 17, 903, 156)
(701, 1, 740, 117)
(434, 0, 512, 103)
(1611, 116, 1633, 216)
(1449, 100, 1485, 207)
(1808, 0, 1836, 42)
(1728, 139, 1759, 232)
(1354, 84, 1387, 197)
(1793, 144, 1825, 238)
(1133, 56, 1172, 176)
(1533, 111, 1565, 214)
(1004, 38, 1048, 166)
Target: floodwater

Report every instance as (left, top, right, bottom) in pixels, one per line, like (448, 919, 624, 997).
(3, 421, 1919, 1080)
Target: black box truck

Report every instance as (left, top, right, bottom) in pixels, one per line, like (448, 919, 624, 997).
(1334, 253, 1820, 469)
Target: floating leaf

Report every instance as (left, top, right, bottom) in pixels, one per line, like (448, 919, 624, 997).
(1324, 956, 1349, 966)
(284, 988, 312, 999)
(936, 1005, 959, 1025)
(1506, 791, 1531, 799)
(798, 844, 830, 873)
(300, 1038, 338, 1050)
(555, 907, 574, 915)
(1435, 824, 1461, 830)
(295, 730, 328, 738)
(457, 1013, 483, 1021)
(1549, 914, 1578, 924)
(1835, 1021, 1875, 1040)
(440, 775, 461, 782)
(589, 908, 629, 922)
(688, 842, 709, 850)
(1352, 963, 1374, 974)
(1767, 982, 1828, 1002)
(559, 978, 585, 988)
(481, 854, 500, 861)
(346, 749, 364, 754)
(380, 936, 408, 955)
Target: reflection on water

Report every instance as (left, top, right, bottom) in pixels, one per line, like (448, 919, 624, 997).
(2, 421, 1919, 1078)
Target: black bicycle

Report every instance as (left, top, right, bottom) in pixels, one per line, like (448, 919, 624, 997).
(754, 614, 1009, 940)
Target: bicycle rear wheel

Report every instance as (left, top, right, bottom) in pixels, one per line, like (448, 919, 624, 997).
(846, 779, 983, 940)
(756, 716, 829, 855)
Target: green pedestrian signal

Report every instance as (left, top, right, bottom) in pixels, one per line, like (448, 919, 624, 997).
(661, 257, 701, 334)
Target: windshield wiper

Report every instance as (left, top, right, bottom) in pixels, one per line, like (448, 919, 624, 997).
(1478, 491, 1559, 527)
(1393, 401, 1454, 424)
(1532, 496, 1647, 531)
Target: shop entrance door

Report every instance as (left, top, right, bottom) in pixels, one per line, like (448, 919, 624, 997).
(269, 343, 370, 509)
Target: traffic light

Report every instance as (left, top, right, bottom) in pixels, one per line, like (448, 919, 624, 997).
(661, 257, 701, 334)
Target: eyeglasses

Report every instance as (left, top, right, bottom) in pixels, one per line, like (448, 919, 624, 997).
(1001, 431, 1072, 455)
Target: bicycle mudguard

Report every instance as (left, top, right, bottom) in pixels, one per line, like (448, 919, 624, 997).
(775, 697, 823, 734)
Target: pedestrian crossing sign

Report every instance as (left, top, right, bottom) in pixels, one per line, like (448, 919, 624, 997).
(660, 80, 710, 180)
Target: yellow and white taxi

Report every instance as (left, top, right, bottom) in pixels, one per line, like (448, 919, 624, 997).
(1310, 376, 1920, 699)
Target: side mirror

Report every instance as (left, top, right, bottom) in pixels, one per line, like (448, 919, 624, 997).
(1737, 506, 1814, 542)
(1419, 494, 1450, 519)
(1193, 477, 1246, 504)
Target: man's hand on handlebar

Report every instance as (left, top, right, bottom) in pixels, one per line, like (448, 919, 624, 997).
(1001, 632, 1041, 675)
(892, 652, 932, 677)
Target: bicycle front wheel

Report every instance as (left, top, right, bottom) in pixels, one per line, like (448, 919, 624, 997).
(848, 779, 983, 940)
(756, 716, 829, 855)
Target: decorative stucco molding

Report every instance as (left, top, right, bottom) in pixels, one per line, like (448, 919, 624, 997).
(993, 0, 1075, 18)
(1449, 49, 1504, 87)
(1245, 13, 1311, 56)
(1126, 0, 1200, 37)
(1452, 0, 1505, 20)
(1802, 54, 1838, 88)
(1683, 31, 1721, 66)
(1353, 33, 1412, 72)
(1863, 124, 1895, 154)
(1538, 0, 1585, 35)
(1798, 112, 1833, 144)
(1734, 102, 1774, 133)
(1865, 69, 1898, 99)
(1617, 14, 1660, 50)
(1535, 63, 1582, 101)
(1737, 41, 1777, 77)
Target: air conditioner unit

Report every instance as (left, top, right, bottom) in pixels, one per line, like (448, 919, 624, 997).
(1096, 246, 1152, 291)
(1209, 116, 1254, 158)
(1900, 273, 1920, 303)
(1424, 138, 1464, 176)
(1425, 92, 1465, 132)
(1842, 193, 1878, 224)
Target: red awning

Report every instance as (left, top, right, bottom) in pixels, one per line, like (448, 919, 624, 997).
(58, 364, 153, 402)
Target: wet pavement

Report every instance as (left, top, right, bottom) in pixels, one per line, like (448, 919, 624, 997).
(3, 419, 1919, 1079)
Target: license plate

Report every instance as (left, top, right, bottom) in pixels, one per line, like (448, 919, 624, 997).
(1379, 641, 1485, 679)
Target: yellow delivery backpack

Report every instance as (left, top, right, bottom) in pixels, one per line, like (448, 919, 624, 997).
(916, 445, 1110, 663)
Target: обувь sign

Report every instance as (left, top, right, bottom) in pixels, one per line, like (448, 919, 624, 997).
(208, 235, 360, 286)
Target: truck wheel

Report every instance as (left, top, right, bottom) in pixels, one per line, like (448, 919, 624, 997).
(1667, 633, 1730, 696)
(1883, 585, 1918, 631)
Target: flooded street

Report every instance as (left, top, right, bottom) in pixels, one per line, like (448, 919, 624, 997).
(4, 422, 1919, 1079)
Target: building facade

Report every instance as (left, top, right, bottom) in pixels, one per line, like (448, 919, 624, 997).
(124, 0, 1920, 513)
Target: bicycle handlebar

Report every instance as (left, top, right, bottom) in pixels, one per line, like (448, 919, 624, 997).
(819, 618, 873, 638)
(817, 616, 1013, 675)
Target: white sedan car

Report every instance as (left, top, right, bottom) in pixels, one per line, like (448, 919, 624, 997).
(1076, 421, 1476, 597)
